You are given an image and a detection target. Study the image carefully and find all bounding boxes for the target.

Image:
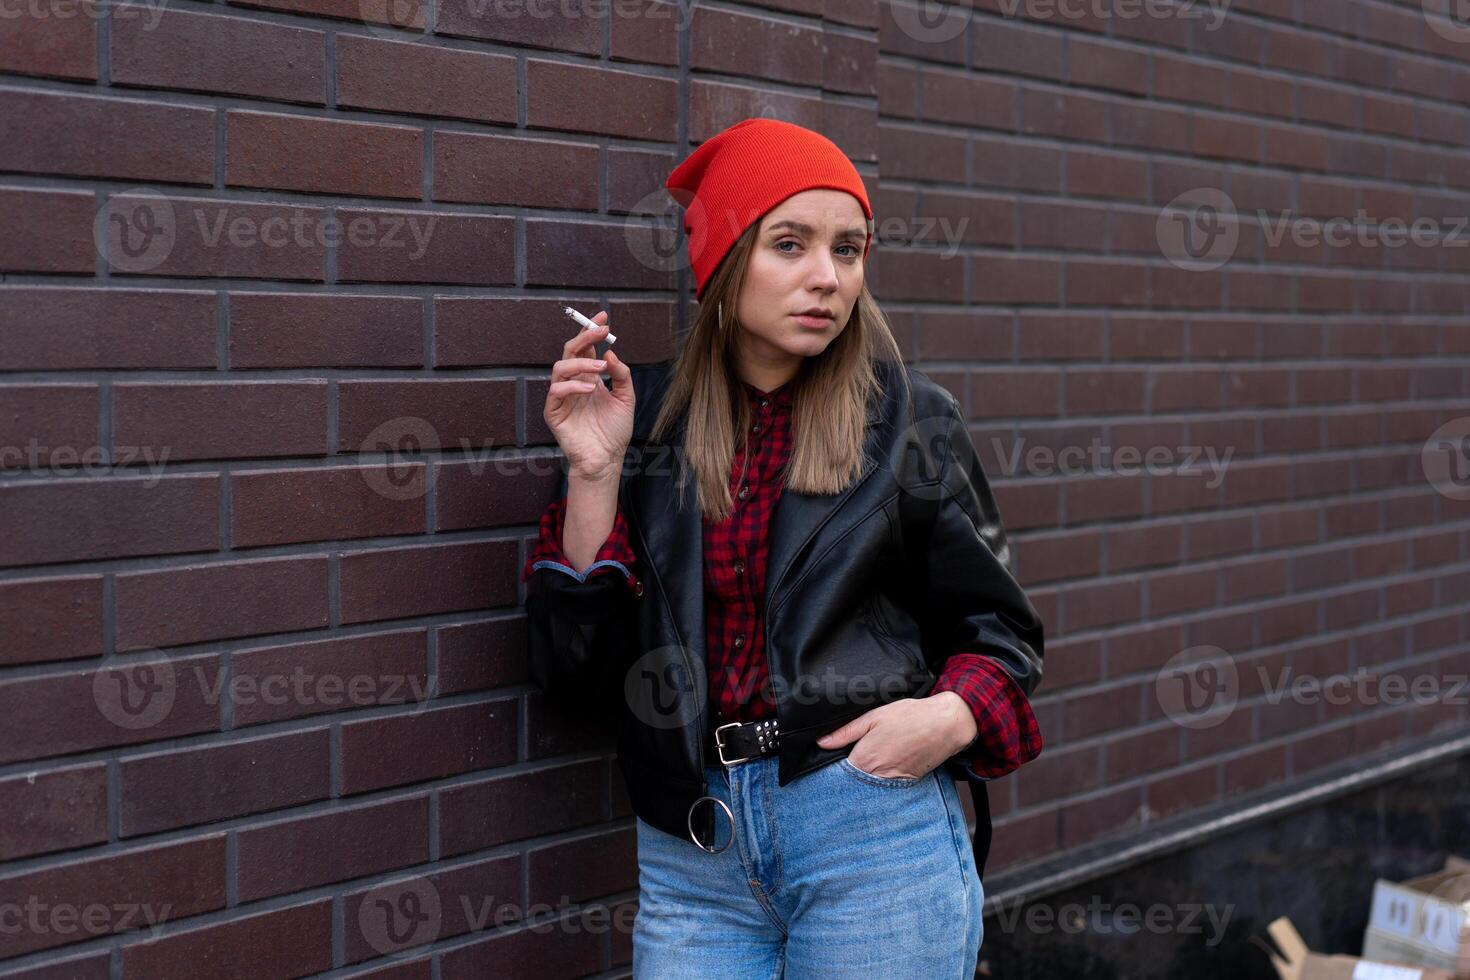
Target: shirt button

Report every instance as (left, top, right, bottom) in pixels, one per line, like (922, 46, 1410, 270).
(759, 399, 769, 408)
(733, 560, 745, 576)
(752, 422, 761, 433)
(738, 485, 751, 499)
(734, 634, 745, 649)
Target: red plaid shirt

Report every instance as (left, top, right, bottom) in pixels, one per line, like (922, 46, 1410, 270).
(523, 378, 1042, 779)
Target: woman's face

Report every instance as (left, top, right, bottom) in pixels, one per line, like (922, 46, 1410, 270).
(732, 189, 868, 375)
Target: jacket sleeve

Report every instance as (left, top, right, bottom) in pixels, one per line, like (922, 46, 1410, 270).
(521, 470, 642, 712)
(896, 393, 1046, 777)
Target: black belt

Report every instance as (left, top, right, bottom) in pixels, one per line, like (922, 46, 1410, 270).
(704, 716, 780, 766)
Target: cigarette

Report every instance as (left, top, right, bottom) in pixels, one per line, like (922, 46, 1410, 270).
(563, 306, 617, 344)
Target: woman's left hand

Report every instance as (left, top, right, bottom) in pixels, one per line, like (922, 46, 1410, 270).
(816, 692, 978, 780)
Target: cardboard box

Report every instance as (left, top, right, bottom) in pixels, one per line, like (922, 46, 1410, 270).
(1266, 916, 1457, 980)
(1362, 857, 1470, 978)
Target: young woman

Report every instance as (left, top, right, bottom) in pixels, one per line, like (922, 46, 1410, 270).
(521, 118, 1045, 977)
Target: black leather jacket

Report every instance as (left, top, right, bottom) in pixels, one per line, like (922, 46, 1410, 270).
(525, 357, 1045, 862)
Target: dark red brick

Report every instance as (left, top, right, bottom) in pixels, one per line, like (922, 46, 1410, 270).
(525, 219, 676, 291)
(339, 700, 518, 794)
(115, 557, 329, 651)
(433, 132, 599, 210)
(339, 540, 518, 624)
(527, 59, 678, 141)
(112, 381, 329, 461)
(0, 836, 226, 958)
(121, 899, 333, 980)
(335, 208, 514, 285)
(112, 7, 325, 103)
(231, 464, 425, 547)
(342, 856, 520, 964)
(337, 34, 515, 123)
(435, 618, 529, 697)
(101, 194, 327, 281)
(0, 655, 220, 764)
(227, 110, 422, 198)
(0, 765, 107, 862)
(0, 288, 215, 370)
(0, 383, 99, 473)
(0, 575, 104, 667)
(230, 630, 429, 728)
(228, 0, 425, 29)
(119, 729, 331, 836)
(0, 2, 96, 80)
(229, 292, 421, 368)
(235, 795, 429, 901)
(337, 378, 516, 453)
(439, 761, 605, 858)
(0, 475, 217, 569)
(0, 87, 212, 185)
(434, 456, 560, 532)
(0, 186, 94, 275)
(436, 0, 599, 52)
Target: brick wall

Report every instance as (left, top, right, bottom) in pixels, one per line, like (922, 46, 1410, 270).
(2, 0, 1468, 976)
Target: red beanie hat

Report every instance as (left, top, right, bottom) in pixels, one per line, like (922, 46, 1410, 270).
(664, 118, 873, 301)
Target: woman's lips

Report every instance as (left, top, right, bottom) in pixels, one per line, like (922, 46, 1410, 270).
(793, 313, 834, 328)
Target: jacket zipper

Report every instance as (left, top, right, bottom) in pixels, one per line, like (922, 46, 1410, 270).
(628, 488, 707, 778)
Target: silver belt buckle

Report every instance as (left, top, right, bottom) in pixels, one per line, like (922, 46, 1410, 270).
(714, 721, 752, 766)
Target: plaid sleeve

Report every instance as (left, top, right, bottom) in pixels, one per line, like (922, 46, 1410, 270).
(930, 653, 1043, 780)
(521, 494, 642, 594)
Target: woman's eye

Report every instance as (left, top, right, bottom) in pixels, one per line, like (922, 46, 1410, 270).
(776, 240, 859, 257)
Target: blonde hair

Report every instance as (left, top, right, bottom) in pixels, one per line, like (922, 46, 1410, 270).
(650, 220, 910, 523)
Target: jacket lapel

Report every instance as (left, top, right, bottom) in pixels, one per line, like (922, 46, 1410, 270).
(628, 359, 895, 640)
(763, 398, 887, 614)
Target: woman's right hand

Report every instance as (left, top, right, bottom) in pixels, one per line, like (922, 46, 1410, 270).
(543, 311, 635, 483)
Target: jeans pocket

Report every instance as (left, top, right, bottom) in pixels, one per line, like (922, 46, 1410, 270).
(839, 755, 925, 787)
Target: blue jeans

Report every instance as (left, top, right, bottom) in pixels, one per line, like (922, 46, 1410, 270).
(633, 754, 984, 978)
